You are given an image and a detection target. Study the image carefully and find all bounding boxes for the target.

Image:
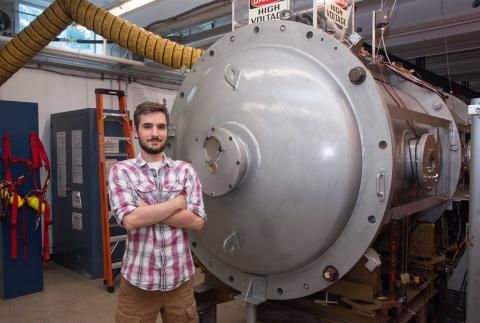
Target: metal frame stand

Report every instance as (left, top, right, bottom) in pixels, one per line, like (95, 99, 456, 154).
(246, 303, 257, 323)
(467, 98, 480, 322)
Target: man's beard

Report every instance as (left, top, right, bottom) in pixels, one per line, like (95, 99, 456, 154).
(139, 137, 167, 155)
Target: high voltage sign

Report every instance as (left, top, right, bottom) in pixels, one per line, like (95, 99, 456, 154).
(249, 0, 289, 24)
(325, 0, 349, 28)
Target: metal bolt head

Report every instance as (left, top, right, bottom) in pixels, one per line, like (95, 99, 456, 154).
(476, 107, 480, 114)
(433, 102, 442, 110)
(348, 67, 367, 85)
(209, 163, 217, 174)
(323, 265, 339, 282)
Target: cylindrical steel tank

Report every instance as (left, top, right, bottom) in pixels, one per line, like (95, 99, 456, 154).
(169, 20, 462, 300)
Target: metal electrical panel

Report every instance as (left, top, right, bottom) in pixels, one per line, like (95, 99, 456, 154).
(51, 108, 126, 279)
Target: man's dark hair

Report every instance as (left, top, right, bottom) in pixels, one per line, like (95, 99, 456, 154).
(133, 101, 169, 130)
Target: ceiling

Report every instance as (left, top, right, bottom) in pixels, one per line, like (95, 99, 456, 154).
(12, 0, 480, 97)
(91, 0, 214, 25)
(106, 0, 480, 96)
(354, 0, 480, 97)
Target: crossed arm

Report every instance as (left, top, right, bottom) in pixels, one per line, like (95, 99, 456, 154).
(121, 195, 205, 231)
(109, 163, 206, 232)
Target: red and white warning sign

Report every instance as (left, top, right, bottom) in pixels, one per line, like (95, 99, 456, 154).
(335, 0, 348, 8)
(325, 0, 349, 28)
(249, 0, 289, 24)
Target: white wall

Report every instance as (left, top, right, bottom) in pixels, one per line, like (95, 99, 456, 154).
(0, 68, 177, 154)
(0, 67, 178, 253)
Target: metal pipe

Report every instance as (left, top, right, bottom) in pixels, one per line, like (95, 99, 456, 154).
(102, 38, 107, 56)
(372, 9, 376, 63)
(146, 0, 231, 34)
(231, 0, 235, 31)
(0, 36, 145, 67)
(352, 0, 355, 32)
(467, 97, 480, 322)
(245, 303, 257, 323)
(185, 34, 225, 49)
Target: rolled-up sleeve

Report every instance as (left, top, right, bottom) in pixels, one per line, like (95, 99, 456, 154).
(108, 163, 137, 226)
(183, 166, 207, 220)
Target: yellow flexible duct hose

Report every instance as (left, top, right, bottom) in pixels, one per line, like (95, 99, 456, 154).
(0, 1, 71, 83)
(0, 0, 204, 86)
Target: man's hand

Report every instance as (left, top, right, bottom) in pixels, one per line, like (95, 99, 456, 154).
(162, 209, 205, 230)
(175, 194, 187, 210)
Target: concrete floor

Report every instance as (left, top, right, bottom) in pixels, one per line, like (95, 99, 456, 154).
(0, 262, 246, 323)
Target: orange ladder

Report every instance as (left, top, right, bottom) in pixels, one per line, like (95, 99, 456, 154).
(95, 88, 134, 292)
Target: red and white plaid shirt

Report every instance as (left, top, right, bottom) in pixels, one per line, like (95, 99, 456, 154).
(108, 153, 206, 291)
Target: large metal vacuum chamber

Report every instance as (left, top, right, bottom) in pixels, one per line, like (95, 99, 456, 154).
(169, 20, 464, 301)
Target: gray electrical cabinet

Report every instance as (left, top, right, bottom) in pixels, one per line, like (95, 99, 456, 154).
(51, 108, 126, 279)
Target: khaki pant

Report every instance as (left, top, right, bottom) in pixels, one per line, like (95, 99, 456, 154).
(115, 276, 199, 323)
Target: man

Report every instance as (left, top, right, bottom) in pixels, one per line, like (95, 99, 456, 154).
(108, 101, 206, 323)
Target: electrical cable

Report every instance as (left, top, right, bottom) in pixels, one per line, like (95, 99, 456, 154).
(414, 138, 420, 199)
(380, 30, 392, 64)
(377, 60, 419, 136)
(145, 0, 229, 31)
(22, 64, 181, 90)
(389, 0, 397, 18)
(444, 211, 463, 250)
(370, 4, 446, 102)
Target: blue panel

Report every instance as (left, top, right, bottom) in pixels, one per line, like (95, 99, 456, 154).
(50, 108, 125, 279)
(0, 100, 43, 299)
(51, 109, 103, 278)
(50, 108, 126, 279)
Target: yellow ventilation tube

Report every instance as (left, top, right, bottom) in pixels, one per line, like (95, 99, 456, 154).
(0, 0, 204, 86)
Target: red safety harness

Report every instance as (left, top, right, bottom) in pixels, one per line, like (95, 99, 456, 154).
(1, 132, 51, 262)
(1, 133, 32, 260)
(29, 132, 51, 262)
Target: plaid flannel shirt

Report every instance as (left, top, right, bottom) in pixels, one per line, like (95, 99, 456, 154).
(108, 153, 206, 291)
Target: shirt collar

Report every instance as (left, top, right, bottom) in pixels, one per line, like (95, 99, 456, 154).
(135, 153, 172, 168)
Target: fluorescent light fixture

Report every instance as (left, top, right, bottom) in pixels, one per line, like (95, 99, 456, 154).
(109, 0, 156, 16)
